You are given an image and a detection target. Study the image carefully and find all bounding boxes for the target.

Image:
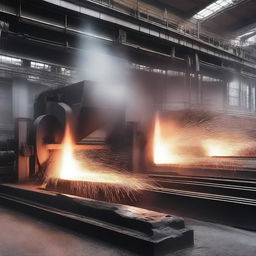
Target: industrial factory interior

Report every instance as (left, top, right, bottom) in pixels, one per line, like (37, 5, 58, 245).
(1, 0, 256, 255)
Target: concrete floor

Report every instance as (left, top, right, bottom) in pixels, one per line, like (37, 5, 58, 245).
(0, 205, 255, 256)
(174, 219, 256, 256)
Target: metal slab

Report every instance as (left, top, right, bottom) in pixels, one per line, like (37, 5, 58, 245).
(0, 184, 193, 256)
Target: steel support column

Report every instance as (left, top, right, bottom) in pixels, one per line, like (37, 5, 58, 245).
(223, 80, 228, 111)
(195, 53, 201, 106)
(249, 81, 252, 112)
(185, 56, 192, 108)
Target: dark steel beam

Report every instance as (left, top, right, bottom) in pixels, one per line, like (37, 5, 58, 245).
(1, 0, 256, 72)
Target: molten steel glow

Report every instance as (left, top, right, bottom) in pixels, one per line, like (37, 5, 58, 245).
(202, 139, 237, 157)
(152, 113, 256, 166)
(58, 125, 117, 183)
(46, 124, 152, 201)
(153, 114, 182, 164)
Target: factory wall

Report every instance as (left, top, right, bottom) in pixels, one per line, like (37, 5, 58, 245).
(12, 79, 31, 119)
(132, 69, 256, 116)
(0, 78, 47, 144)
(0, 78, 13, 143)
(201, 80, 225, 111)
(0, 64, 256, 144)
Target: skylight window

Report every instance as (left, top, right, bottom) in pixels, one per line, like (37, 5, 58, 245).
(61, 67, 72, 76)
(0, 55, 22, 66)
(236, 29, 256, 46)
(28, 75, 40, 82)
(193, 0, 234, 20)
(31, 61, 51, 71)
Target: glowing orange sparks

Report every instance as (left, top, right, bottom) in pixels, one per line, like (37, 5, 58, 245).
(201, 139, 236, 157)
(152, 114, 251, 165)
(50, 124, 151, 192)
(153, 114, 182, 164)
(57, 125, 111, 183)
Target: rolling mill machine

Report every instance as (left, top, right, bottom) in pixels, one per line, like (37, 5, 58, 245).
(2, 78, 256, 249)
(13, 79, 256, 183)
(0, 80, 194, 256)
(15, 80, 137, 182)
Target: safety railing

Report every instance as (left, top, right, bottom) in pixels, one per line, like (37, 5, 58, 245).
(0, 55, 76, 88)
(90, 0, 256, 63)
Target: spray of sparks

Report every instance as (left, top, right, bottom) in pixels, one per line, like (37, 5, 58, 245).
(45, 124, 153, 201)
(153, 112, 256, 169)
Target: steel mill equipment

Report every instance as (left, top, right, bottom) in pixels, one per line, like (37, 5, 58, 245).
(14, 80, 148, 182)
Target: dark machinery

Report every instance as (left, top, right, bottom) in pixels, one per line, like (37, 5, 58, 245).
(0, 83, 194, 256)
(15, 80, 134, 182)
